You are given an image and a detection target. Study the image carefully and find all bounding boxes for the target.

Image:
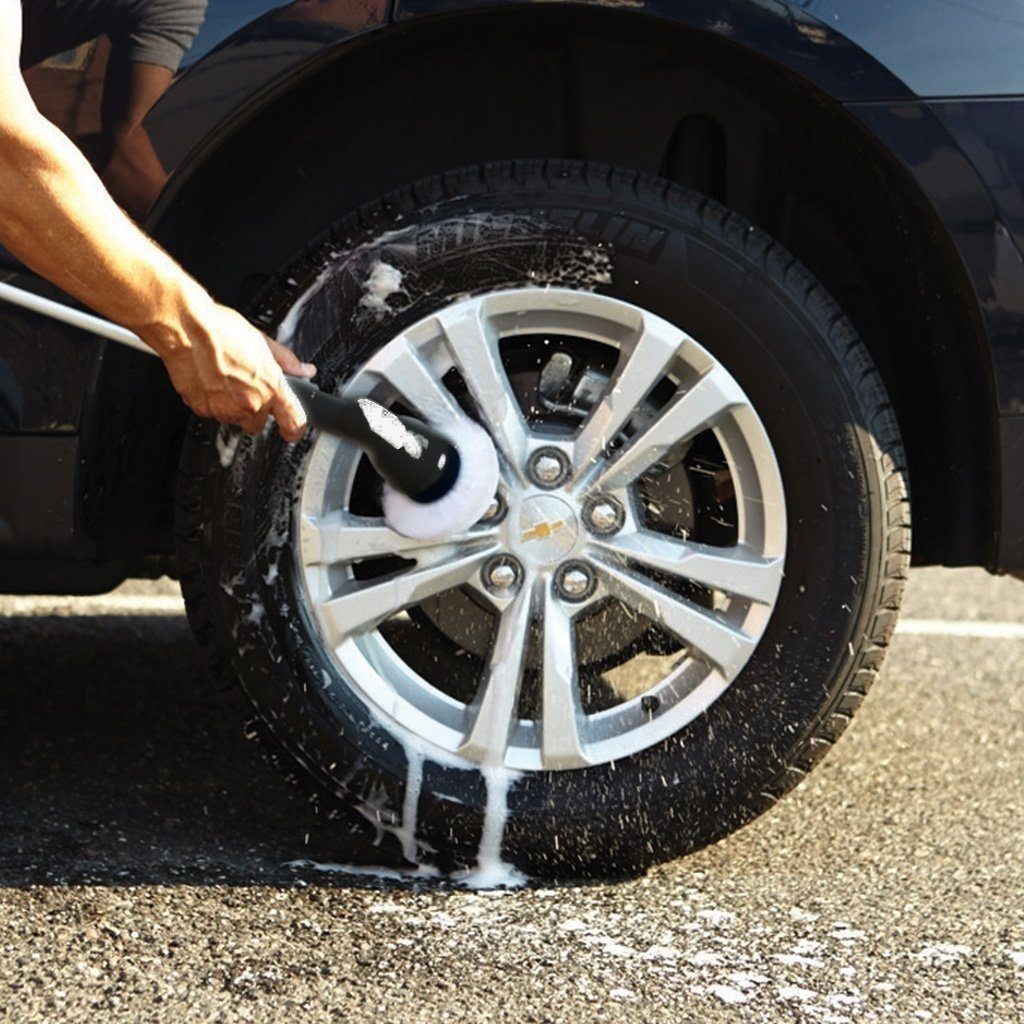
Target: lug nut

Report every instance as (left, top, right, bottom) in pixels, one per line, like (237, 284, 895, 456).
(528, 447, 570, 489)
(483, 556, 522, 595)
(533, 455, 563, 483)
(555, 562, 595, 602)
(584, 496, 624, 535)
(479, 493, 506, 523)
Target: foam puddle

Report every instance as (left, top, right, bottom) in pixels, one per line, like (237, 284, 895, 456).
(378, 728, 525, 889)
(284, 720, 526, 890)
(283, 860, 438, 884)
(291, 631, 530, 889)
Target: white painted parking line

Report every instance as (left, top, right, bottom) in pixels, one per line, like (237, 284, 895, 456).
(0, 594, 185, 616)
(3, 596, 1024, 642)
(897, 618, 1024, 640)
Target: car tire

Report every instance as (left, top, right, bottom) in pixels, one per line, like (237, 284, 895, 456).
(176, 161, 910, 880)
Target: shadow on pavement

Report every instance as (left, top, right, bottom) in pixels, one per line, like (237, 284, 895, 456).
(0, 613, 413, 888)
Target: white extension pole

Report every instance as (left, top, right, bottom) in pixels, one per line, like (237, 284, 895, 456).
(0, 280, 156, 356)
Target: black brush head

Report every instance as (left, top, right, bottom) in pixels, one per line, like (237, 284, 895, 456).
(287, 376, 462, 501)
(410, 445, 461, 504)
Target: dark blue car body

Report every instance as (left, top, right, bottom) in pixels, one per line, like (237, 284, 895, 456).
(4, 0, 1024, 591)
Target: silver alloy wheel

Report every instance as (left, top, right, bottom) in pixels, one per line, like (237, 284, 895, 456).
(296, 288, 786, 772)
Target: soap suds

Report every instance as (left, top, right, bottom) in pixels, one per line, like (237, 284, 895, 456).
(275, 263, 334, 345)
(270, 213, 616, 350)
(913, 942, 972, 962)
(454, 765, 527, 890)
(707, 985, 750, 1005)
(697, 908, 735, 925)
(215, 426, 242, 468)
(777, 985, 818, 1001)
(283, 860, 437, 883)
(320, 642, 526, 888)
(395, 748, 425, 865)
(689, 951, 725, 966)
(287, 738, 524, 889)
(774, 953, 825, 969)
(360, 260, 405, 313)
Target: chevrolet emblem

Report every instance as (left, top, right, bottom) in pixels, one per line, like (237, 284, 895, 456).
(521, 519, 568, 542)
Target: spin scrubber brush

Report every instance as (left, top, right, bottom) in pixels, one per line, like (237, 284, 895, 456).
(288, 378, 500, 539)
(381, 416, 500, 540)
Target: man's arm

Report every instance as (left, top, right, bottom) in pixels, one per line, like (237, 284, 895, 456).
(0, 0, 312, 439)
(99, 59, 176, 220)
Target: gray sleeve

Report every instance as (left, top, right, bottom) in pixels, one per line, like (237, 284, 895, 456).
(118, 0, 208, 71)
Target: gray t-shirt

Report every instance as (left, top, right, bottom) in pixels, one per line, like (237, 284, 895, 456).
(21, 0, 207, 71)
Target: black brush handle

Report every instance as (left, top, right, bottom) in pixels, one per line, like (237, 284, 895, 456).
(286, 376, 460, 502)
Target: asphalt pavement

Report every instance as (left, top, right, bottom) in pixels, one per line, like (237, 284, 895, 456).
(1, 568, 1022, 1022)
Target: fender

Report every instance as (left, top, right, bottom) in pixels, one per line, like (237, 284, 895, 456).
(146, 0, 909, 205)
(151, 0, 1024, 191)
(398, 0, 1024, 99)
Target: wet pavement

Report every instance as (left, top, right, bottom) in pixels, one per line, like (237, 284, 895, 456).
(1, 568, 1022, 1022)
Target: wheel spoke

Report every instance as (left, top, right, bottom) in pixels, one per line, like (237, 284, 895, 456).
(587, 365, 745, 493)
(458, 578, 535, 766)
(589, 531, 783, 605)
(572, 318, 683, 474)
(301, 511, 493, 566)
(540, 591, 588, 769)
(592, 557, 757, 678)
(320, 546, 498, 640)
(438, 305, 529, 475)
(366, 338, 464, 424)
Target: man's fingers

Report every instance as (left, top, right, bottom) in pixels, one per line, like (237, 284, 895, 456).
(239, 409, 270, 436)
(271, 379, 308, 442)
(267, 338, 316, 379)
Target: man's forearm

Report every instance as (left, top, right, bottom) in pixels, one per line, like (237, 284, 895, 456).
(0, 112, 214, 355)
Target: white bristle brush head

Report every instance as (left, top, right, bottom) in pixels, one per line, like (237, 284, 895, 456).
(382, 417, 500, 540)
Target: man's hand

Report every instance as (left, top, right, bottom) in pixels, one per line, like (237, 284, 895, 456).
(152, 303, 316, 441)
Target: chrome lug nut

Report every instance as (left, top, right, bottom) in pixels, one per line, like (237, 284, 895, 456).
(584, 496, 625, 535)
(479, 493, 506, 523)
(533, 456, 563, 484)
(528, 447, 570, 489)
(483, 556, 522, 595)
(555, 562, 595, 602)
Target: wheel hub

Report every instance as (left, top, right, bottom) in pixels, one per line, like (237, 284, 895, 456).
(509, 492, 580, 567)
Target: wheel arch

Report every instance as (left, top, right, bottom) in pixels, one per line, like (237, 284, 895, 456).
(123, 5, 997, 568)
